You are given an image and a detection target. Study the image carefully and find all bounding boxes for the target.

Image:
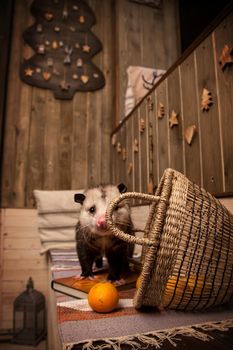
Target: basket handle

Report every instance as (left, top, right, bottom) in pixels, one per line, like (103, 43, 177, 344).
(106, 192, 162, 247)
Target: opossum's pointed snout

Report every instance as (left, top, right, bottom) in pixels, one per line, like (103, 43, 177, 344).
(96, 216, 107, 230)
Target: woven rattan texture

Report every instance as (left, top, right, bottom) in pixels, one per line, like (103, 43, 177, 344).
(106, 168, 233, 311)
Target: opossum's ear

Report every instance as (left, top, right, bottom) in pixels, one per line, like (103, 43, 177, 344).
(74, 193, 86, 205)
(117, 183, 127, 194)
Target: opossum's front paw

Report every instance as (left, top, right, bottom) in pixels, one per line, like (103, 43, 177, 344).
(73, 274, 86, 280)
(74, 275, 97, 280)
(74, 273, 97, 280)
(107, 273, 124, 284)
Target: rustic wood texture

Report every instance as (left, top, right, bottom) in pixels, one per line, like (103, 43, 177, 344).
(126, 118, 133, 191)
(111, 135, 117, 186)
(195, 35, 223, 194)
(180, 53, 202, 185)
(0, 209, 48, 330)
(0, 210, 3, 330)
(112, 7, 233, 196)
(213, 11, 233, 192)
(72, 91, 88, 190)
(115, 0, 180, 123)
(1, 0, 113, 208)
(115, 128, 122, 185)
(43, 90, 61, 190)
(119, 126, 127, 187)
(1, 0, 180, 208)
(156, 80, 170, 179)
(149, 91, 159, 190)
(139, 100, 148, 194)
(115, 0, 142, 123)
(133, 111, 140, 193)
(1, 0, 32, 208)
(0, 0, 13, 165)
(167, 69, 184, 173)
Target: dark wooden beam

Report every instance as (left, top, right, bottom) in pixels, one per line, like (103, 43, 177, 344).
(0, 0, 14, 203)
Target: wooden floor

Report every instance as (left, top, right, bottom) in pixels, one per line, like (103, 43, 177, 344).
(0, 340, 46, 350)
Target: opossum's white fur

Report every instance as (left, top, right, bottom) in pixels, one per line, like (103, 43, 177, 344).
(78, 185, 131, 236)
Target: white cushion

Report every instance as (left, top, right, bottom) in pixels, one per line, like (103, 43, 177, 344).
(33, 190, 83, 253)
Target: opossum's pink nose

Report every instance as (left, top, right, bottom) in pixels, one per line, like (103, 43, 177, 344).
(96, 216, 107, 229)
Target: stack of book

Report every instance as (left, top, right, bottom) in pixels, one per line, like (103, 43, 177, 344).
(51, 263, 140, 299)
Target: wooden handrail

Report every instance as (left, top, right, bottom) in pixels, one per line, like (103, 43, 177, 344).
(111, 1, 233, 136)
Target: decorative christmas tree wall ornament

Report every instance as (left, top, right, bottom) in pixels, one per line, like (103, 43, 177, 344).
(20, 0, 105, 99)
(201, 88, 213, 111)
(140, 118, 145, 133)
(133, 139, 139, 153)
(219, 44, 233, 70)
(157, 102, 165, 119)
(169, 110, 179, 128)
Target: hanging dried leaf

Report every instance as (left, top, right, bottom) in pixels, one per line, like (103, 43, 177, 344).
(219, 44, 233, 70)
(127, 162, 133, 175)
(133, 139, 139, 153)
(111, 134, 117, 146)
(140, 118, 145, 133)
(201, 88, 213, 111)
(157, 102, 165, 119)
(169, 110, 179, 128)
(147, 95, 153, 111)
(116, 142, 122, 153)
(184, 125, 197, 145)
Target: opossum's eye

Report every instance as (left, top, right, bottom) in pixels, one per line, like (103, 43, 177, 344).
(89, 206, 96, 214)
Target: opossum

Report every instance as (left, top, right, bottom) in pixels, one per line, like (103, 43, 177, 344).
(74, 183, 134, 281)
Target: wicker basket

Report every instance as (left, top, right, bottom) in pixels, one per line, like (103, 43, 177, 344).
(106, 168, 233, 311)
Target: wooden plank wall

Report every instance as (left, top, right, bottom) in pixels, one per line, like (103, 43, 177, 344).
(1, 0, 180, 209)
(0, 0, 13, 162)
(1, 0, 114, 209)
(112, 8, 233, 195)
(114, 0, 180, 124)
(0, 209, 48, 331)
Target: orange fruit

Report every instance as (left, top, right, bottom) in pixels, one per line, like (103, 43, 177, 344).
(88, 282, 119, 313)
(187, 275, 205, 296)
(165, 275, 188, 293)
(163, 275, 189, 305)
